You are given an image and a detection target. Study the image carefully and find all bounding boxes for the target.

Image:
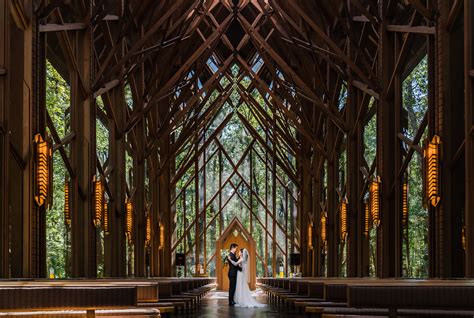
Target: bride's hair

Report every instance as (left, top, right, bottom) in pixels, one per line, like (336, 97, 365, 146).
(242, 248, 249, 262)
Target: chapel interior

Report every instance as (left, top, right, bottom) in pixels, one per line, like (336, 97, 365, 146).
(1, 0, 474, 317)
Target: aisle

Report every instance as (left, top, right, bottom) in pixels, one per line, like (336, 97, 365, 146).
(181, 289, 307, 318)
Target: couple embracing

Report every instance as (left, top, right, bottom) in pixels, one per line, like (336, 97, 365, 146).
(227, 243, 265, 308)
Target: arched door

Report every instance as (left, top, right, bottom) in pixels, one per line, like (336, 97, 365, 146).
(216, 218, 256, 290)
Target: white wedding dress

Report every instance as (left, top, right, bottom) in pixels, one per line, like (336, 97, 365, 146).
(230, 249, 265, 308)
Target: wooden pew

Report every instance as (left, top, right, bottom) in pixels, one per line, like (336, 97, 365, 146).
(301, 279, 474, 317)
(0, 277, 215, 316)
(347, 283, 474, 318)
(0, 286, 160, 317)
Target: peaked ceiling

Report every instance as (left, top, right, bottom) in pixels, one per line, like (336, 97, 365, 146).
(46, 0, 427, 164)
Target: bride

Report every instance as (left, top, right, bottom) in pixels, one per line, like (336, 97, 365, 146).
(228, 248, 265, 308)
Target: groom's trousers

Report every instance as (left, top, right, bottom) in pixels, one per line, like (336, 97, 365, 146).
(228, 275, 237, 303)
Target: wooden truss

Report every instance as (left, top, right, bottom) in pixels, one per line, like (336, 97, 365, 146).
(1, 0, 474, 279)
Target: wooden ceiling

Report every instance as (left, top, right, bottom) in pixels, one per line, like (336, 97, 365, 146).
(43, 0, 431, 162)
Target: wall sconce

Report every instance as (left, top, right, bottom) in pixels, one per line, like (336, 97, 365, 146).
(402, 182, 408, 226)
(93, 176, 103, 227)
(103, 200, 109, 235)
(340, 198, 348, 242)
(125, 198, 133, 242)
(320, 212, 327, 248)
(462, 225, 466, 251)
(307, 222, 313, 249)
(64, 179, 71, 226)
(145, 212, 152, 248)
(159, 222, 165, 250)
(364, 201, 370, 236)
(34, 133, 52, 207)
(425, 135, 441, 207)
(370, 176, 381, 227)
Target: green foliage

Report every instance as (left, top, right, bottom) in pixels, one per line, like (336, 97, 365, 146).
(45, 61, 70, 278)
(173, 63, 299, 277)
(45, 61, 110, 278)
(402, 56, 429, 278)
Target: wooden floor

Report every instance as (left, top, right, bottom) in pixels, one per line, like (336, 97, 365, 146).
(177, 290, 306, 318)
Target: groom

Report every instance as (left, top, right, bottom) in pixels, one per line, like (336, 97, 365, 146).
(228, 243, 242, 306)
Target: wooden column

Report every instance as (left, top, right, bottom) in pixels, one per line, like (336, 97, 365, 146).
(132, 70, 146, 277)
(158, 118, 172, 277)
(432, 0, 453, 277)
(465, 0, 474, 277)
(0, 0, 9, 278)
(346, 82, 361, 277)
(327, 121, 338, 276)
(300, 136, 312, 276)
(133, 147, 146, 277)
(70, 24, 96, 278)
(312, 153, 321, 277)
(105, 86, 126, 277)
(436, 0, 468, 277)
(378, 0, 399, 277)
(3, 0, 39, 278)
(150, 151, 160, 276)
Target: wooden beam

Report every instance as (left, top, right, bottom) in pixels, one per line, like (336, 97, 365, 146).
(237, 14, 347, 133)
(386, 24, 435, 34)
(287, 1, 378, 91)
(93, 79, 120, 98)
(407, 0, 434, 20)
(39, 23, 87, 32)
(146, 14, 233, 106)
(397, 133, 423, 154)
(447, 0, 462, 31)
(94, 0, 185, 86)
(352, 80, 380, 100)
(52, 132, 76, 152)
(351, 0, 379, 26)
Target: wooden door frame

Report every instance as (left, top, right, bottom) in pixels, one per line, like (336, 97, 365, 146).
(216, 217, 256, 290)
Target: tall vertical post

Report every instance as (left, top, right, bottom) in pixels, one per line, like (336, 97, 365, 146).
(3, 0, 38, 278)
(327, 121, 337, 276)
(346, 82, 361, 277)
(105, 86, 126, 277)
(0, 0, 9, 278)
(133, 70, 146, 277)
(158, 134, 172, 277)
(150, 151, 160, 276)
(70, 22, 96, 278)
(378, 0, 399, 277)
(434, 0, 465, 278)
(465, 0, 474, 277)
(300, 136, 312, 276)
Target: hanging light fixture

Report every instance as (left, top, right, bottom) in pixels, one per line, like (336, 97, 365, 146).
(340, 198, 348, 242)
(320, 212, 327, 248)
(402, 181, 408, 226)
(93, 176, 104, 227)
(103, 200, 109, 235)
(370, 176, 381, 227)
(159, 222, 165, 250)
(424, 135, 441, 207)
(125, 198, 133, 242)
(34, 133, 52, 207)
(145, 211, 152, 248)
(308, 222, 313, 249)
(64, 178, 71, 226)
(364, 201, 370, 236)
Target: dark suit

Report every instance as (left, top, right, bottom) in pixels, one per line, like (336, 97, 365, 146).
(228, 252, 241, 304)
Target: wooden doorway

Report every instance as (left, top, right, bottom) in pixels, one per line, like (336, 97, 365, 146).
(216, 218, 256, 290)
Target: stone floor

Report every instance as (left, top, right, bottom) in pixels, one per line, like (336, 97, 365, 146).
(173, 289, 307, 317)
